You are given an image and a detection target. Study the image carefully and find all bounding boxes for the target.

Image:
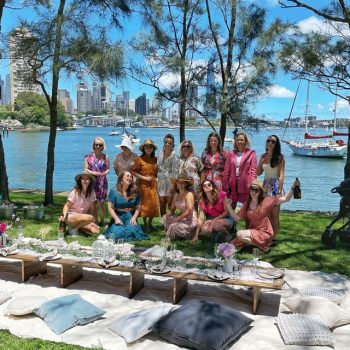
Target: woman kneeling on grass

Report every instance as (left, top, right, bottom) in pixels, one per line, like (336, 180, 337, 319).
(59, 172, 100, 234)
(226, 179, 298, 252)
(103, 171, 149, 241)
(192, 180, 233, 242)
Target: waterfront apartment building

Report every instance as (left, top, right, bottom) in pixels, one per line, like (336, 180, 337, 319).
(135, 93, 147, 115)
(76, 82, 91, 113)
(92, 81, 111, 112)
(58, 89, 74, 114)
(9, 27, 41, 107)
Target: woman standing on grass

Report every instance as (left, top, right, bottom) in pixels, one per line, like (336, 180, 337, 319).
(60, 172, 100, 234)
(157, 134, 179, 217)
(222, 132, 257, 209)
(227, 179, 297, 252)
(84, 137, 110, 226)
(132, 139, 160, 232)
(257, 135, 285, 239)
(200, 132, 227, 190)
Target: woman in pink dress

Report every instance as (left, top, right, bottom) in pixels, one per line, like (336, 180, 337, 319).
(84, 137, 110, 226)
(222, 132, 257, 209)
(227, 179, 297, 251)
(200, 132, 227, 190)
(162, 174, 197, 240)
(192, 180, 233, 242)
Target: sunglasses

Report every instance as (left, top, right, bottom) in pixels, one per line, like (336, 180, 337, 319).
(94, 143, 103, 148)
(249, 187, 260, 193)
(121, 146, 128, 150)
(182, 145, 191, 148)
(203, 182, 212, 188)
(164, 141, 173, 145)
(266, 139, 276, 144)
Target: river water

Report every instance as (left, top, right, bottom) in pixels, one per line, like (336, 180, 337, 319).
(1, 126, 347, 212)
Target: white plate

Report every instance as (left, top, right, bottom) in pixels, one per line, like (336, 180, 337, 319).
(41, 254, 62, 261)
(207, 271, 229, 281)
(6, 249, 19, 255)
(151, 266, 171, 274)
(258, 268, 284, 279)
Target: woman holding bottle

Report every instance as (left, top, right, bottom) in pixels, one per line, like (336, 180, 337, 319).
(257, 134, 285, 238)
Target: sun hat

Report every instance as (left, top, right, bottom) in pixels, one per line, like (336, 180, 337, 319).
(170, 173, 194, 186)
(249, 179, 264, 191)
(75, 172, 96, 184)
(115, 137, 133, 151)
(139, 139, 157, 152)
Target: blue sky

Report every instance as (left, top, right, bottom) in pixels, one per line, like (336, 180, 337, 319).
(1, 0, 349, 121)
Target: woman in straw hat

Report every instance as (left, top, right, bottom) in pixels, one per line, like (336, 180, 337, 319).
(226, 179, 298, 251)
(162, 173, 198, 240)
(84, 136, 110, 226)
(132, 139, 160, 232)
(59, 172, 100, 234)
(113, 137, 138, 176)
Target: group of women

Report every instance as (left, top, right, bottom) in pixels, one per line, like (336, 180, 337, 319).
(59, 131, 295, 252)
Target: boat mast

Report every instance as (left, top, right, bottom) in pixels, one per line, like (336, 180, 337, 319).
(333, 93, 337, 132)
(305, 80, 310, 134)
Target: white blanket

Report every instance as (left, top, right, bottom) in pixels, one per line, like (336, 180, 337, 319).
(0, 259, 349, 350)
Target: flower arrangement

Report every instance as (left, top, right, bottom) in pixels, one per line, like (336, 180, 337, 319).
(216, 242, 235, 259)
(0, 222, 7, 234)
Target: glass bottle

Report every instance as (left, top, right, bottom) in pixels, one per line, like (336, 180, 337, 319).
(293, 178, 301, 199)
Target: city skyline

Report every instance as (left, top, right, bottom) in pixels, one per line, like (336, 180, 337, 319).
(1, 1, 350, 121)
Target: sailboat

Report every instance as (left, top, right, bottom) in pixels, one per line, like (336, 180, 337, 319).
(283, 82, 347, 159)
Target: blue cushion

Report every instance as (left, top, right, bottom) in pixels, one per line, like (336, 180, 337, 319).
(152, 300, 253, 350)
(35, 294, 105, 334)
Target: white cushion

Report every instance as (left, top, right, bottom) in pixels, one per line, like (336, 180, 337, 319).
(0, 292, 12, 305)
(282, 295, 350, 329)
(6, 296, 48, 315)
(276, 313, 334, 346)
(109, 305, 173, 343)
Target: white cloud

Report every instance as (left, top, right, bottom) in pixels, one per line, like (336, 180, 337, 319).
(336, 99, 350, 111)
(317, 104, 324, 110)
(267, 85, 295, 98)
(296, 16, 349, 36)
(158, 72, 180, 89)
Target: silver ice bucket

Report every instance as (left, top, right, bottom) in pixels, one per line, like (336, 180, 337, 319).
(23, 205, 45, 220)
(0, 205, 17, 219)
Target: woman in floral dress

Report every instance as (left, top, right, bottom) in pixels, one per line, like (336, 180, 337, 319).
(157, 134, 179, 216)
(201, 132, 227, 190)
(84, 137, 110, 226)
(162, 174, 197, 240)
(179, 140, 204, 196)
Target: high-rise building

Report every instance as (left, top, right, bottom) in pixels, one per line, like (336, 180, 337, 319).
(0, 76, 5, 105)
(92, 81, 110, 112)
(9, 27, 41, 107)
(5, 74, 11, 105)
(205, 57, 218, 120)
(76, 82, 91, 113)
(58, 89, 74, 114)
(135, 93, 147, 115)
(186, 82, 199, 117)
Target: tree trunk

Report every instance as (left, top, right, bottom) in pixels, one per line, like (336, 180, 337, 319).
(44, 0, 65, 205)
(0, 134, 10, 202)
(344, 122, 350, 179)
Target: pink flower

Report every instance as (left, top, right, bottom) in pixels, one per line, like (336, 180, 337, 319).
(217, 242, 235, 258)
(0, 223, 7, 234)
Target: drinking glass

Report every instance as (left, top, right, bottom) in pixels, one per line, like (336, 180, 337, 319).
(117, 238, 124, 260)
(214, 244, 222, 271)
(17, 225, 24, 249)
(252, 248, 261, 273)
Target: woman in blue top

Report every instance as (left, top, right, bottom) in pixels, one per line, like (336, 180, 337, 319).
(103, 171, 149, 241)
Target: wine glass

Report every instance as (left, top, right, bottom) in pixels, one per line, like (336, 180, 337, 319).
(214, 243, 222, 271)
(117, 238, 125, 260)
(252, 248, 262, 273)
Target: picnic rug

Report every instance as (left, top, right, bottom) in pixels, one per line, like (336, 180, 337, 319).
(0, 259, 349, 350)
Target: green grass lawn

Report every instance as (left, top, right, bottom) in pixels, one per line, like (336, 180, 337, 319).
(1, 191, 349, 349)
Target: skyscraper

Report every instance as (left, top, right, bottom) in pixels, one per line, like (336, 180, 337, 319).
(205, 57, 217, 120)
(76, 82, 91, 113)
(58, 89, 74, 114)
(9, 27, 40, 107)
(186, 82, 199, 117)
(135, 93, 147, 115)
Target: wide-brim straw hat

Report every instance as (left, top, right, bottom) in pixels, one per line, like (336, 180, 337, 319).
(249, 179, 264, 191)
(75, 172, 96, 184)
(115, 137, 133, 151)
(139, 139, 157, 152)
(170, 173, 194, 186)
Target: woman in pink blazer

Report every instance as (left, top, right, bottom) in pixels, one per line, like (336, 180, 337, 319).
(222, 132, 257, 209)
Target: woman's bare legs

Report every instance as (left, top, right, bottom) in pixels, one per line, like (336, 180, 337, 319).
(159, 196, 167, 217)
(269, 204, 280, 238)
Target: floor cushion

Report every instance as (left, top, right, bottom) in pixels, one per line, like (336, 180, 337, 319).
(6, 296, 48, 315)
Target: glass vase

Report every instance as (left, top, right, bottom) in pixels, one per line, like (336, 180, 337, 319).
(223, 258, 233, 273)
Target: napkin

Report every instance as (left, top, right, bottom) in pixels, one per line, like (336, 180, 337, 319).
(39, 250, 59, 261)
(0, 243, 18, 256)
